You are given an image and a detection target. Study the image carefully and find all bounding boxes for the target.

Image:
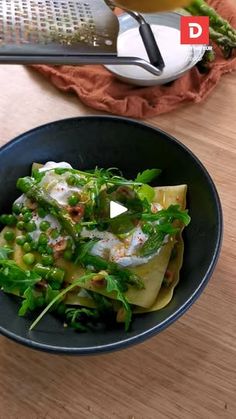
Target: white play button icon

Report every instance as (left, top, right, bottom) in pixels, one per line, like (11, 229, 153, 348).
(110, 201, 128, 219)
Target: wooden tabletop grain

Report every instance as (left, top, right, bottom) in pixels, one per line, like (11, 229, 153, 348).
(0, 64, 235, 419)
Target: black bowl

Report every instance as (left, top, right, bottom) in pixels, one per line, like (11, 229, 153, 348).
(0, 116, 223, 354)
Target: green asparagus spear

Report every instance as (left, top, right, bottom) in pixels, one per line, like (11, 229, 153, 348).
(139, 224, 179, 257)
(181, 1, 236, 59)
(139, 231, 166, 258)
(209, 27, 236, 57)
(17, 177, 79, 241)
(77, 251, 144, 290)
(186, 0, 236, 43)
(139, 205, 190, 257)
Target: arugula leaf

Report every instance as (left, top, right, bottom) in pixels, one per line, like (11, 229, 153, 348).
(76, 242, 144, 290)
(137, 184, 155, 203)
(75, 239, 99, 264)
(65, 307, 99, 331)
(88, 291, 113, 312)
(64, 278, 132, 332)
(18, 287, 44, 316)
(0, 260, 41, 294)
(140, 205, 190, 257)
(142, 205, 191, 225)
(0, 246, 13, 260)
(50, 167, 141, 187)
(139, 223, 179, 258)
(45, 285, 61, 306)
(29, 272, 95, 330)
(160, 205, 191, 225)
(19, 284, 61, 317)
(105, 275, 132, 331)
(0, 259, 43, 318)
(88, 291, 119, 329)
(135, 169, 161, 184)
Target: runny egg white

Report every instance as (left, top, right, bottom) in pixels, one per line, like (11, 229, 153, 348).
(81, 226, 161, 268)
(14, 162, 164, 268)
(39, 161, 82, 206)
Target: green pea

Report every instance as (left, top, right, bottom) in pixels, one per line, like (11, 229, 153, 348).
(142, 222, 154, 235)
(97, 222, 108, 232)
(86, 223, 97, 231)
(38, 233, 48, 246)
(38, 245, 46, 254)
(16, 221, 25, 231)
(45, 245, 53, 255)
(41, 254, 54, 266)
(63, 249, 73, 261)
(23, 253, 35, 265)
(25, 221, 36, 232)
(25, 233, 33, 243)
(16, 177, 32, 193)
(21, 206, 30, 214)
(0, 214, 17, 226)
(16, 235, 26, 246)
(49, 208, 57, 218)
(4, 230, 15, 242)
(38, 207, 47, 218)
(51, 229, 60, 240)
(23, 242, 32, 253)
(23, 212, 33, 222)
(49, 267, 65, 282)
(31, 242, 38, 251)
(54, 168, 65, 175)
(39, 220, 50, 231)
(12, 203, 22, 215)
(68, 194, 79, 206)
(66, 175, 76, 186)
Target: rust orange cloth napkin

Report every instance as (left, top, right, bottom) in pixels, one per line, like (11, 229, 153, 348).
(33, 0, 236, 119)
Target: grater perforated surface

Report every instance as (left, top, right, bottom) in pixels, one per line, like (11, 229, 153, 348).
(0, 0, 119, 54)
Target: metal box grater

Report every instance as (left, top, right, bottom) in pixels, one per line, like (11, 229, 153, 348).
(0, 0, 162, 74)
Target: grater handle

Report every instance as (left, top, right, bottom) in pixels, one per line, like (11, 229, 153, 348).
(139, 22, 165, 70)
(0, 55, 162, 75)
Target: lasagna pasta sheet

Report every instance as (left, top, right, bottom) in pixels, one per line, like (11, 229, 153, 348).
(63, 185, 187, 310)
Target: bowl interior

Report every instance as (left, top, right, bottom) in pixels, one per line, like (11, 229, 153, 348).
(105, 12, 205, 86)
(0, 117, 222, 354)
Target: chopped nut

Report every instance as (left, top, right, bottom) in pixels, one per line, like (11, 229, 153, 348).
(66, 204, 84, 222)
(53, 238, 67, 259)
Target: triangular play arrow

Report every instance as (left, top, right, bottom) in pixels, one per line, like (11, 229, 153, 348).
(110, 201, 128, 219)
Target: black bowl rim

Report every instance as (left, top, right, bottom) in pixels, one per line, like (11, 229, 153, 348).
(0, 115, 223, 355)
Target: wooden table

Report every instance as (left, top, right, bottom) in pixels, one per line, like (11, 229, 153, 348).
(0, 65, 235, 419)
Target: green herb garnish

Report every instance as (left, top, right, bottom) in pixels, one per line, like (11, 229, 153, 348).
(135, 169, 161, 184)
(0, 246, 13, 260)
(29, 273, 95, 330)
(105, 275, 132, 331)
(76, 241, 144, 290)
(140, 205, 190, 257)
(65, 307, 100, 331)
(0, 260, 41, 294)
